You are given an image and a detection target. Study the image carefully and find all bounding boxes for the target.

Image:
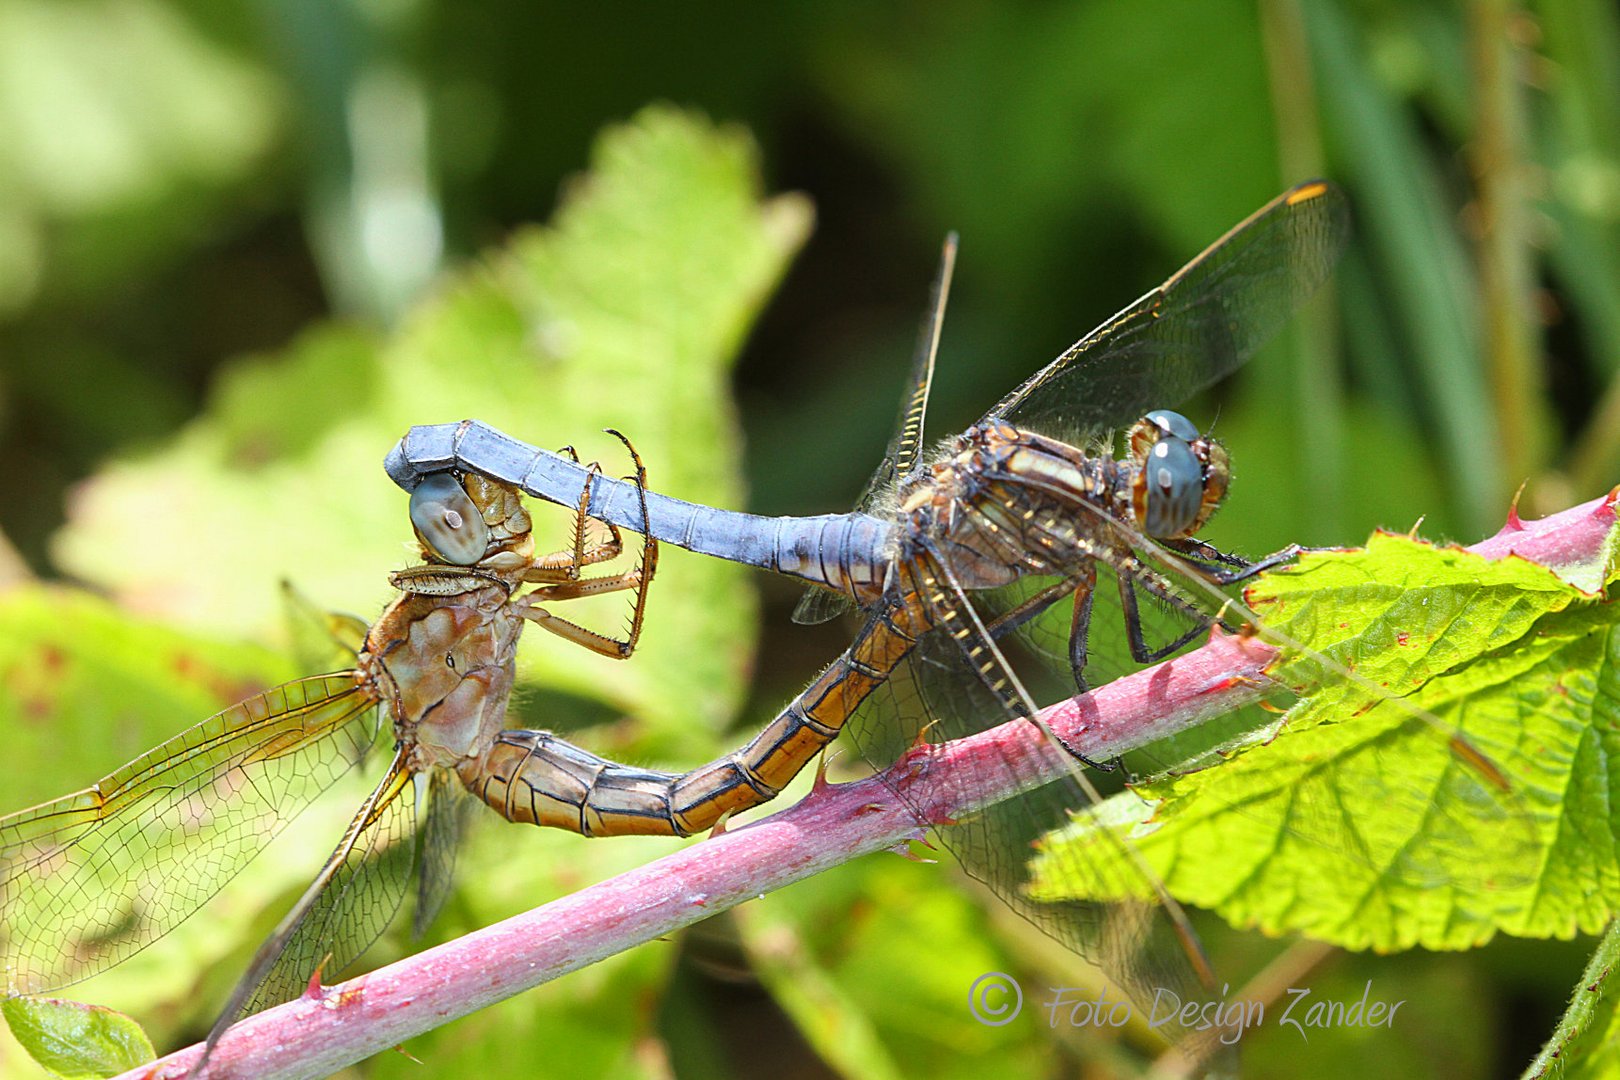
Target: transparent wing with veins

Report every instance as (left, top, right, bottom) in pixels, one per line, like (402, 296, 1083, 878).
(0, 675, 383, 997)
(793, 233, 957, 627)
(985, 182, 1351, 441)
(843, 553, 1226, 1062)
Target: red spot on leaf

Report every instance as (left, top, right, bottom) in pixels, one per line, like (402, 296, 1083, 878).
(39, 645, 65, 675)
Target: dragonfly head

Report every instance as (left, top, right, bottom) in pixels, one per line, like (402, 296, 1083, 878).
(410, 473, 491, 564)
(409, 472, 535, 568)
(1128, 410, 1230, 538)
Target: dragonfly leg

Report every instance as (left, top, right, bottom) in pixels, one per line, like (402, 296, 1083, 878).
(1066, 562, 1098, 695)
(1202, 543, 1302, 584)
(1057, 564, 1125, 772)
(1161, 537, 1303, 585)
(970, 568, 1116, 769)
(1162, 535, 1251, 571)
(517, 431, 659, 659)
(982, 576, 1079, 640)
(525, 433, 657, 582)
(528, 458, 623, 582)
(515, 588, 645, 659)
(1115, 563, 1211, 664)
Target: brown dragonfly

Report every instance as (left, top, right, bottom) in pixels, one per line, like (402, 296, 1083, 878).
(0, 440, 656, 1049)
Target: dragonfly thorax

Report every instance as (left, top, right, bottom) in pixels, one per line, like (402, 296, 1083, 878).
(894, 424, 1138, 592)
(363, 588, 523, 771)
(904, 420, 1231, 593)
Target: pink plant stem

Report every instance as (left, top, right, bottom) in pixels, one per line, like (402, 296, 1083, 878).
(122, 491, 1617, 1080)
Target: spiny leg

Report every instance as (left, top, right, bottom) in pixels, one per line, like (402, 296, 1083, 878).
(517, 430, 659, 660)
(529, 447, 624, 581)
(517, 593, 647, 659)
(973, 568, 1116, 770)
(1201, 543, 1301, 584)
(605, 428, 658, 658)
(983, 576, 1080, 640)
(1061, 563, 1119, 771)
(1162, 537, 1303, 585)
(1066, 561, 1098, 694)
(1115, 559, 1216, 664)
(1161, 536, 1251, 572)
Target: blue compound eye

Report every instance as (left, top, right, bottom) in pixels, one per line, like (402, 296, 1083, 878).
(409, 474, 490, 565)
(1141, 436, 1203, 537)
(1143, 409, 1201, 443)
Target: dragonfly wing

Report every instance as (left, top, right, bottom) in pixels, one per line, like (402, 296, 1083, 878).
(216, 746, 418, 1030)
(281, 579, 369, 670)
(0, 674, 382, 996)
(790, 586, 856, 626)
(792, 234, 957, 628)
(984, 181, 1350, 439)
(845, 581, 1225, 1062)
(414, 768, 478, 938)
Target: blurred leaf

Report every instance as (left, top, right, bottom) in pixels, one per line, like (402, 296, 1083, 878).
(52, 105, 812, 742)
(1032, 533, 1620, 951)
(739, 847, 1081, 1078)
(0, 584, 295, 812)
(0, 0, 280, 311)
(1207, 395, 1454, 554)
(1239, 956, 1494, 1080)
(2, 998, 154, 1079)
(816, 0, 1279, 282)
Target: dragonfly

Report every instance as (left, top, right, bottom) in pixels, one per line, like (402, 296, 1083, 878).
(387, 181, 1541, 1058)
(0, 441, 658, 1054)
(385, 182, 1496, 1047)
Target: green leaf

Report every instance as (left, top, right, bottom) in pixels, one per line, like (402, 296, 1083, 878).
(1254, 531, 1596, 711)
(0, 0, 280, 312)
(1030, 533, 1620, 951)
(2, 997, 154, 1079)
(50, 104, 812, 743)
(739, 854, 1059, 1080)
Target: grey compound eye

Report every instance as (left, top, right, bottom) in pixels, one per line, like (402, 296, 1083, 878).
(409, 474, 490, 565)
(1143, 409, 1201, 443)
(1141, 436, 1202, 537)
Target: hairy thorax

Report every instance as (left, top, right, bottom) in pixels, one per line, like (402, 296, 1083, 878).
(896, 424, 1136, 592)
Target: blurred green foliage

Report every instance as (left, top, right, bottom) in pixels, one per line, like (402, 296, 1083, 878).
(2, 1, 1619, 1078)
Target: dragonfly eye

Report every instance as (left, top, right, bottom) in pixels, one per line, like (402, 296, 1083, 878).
(409, 474, 491, 565)
(1139, 436, 1203, 537)
(1143, 409, 1201, 442)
